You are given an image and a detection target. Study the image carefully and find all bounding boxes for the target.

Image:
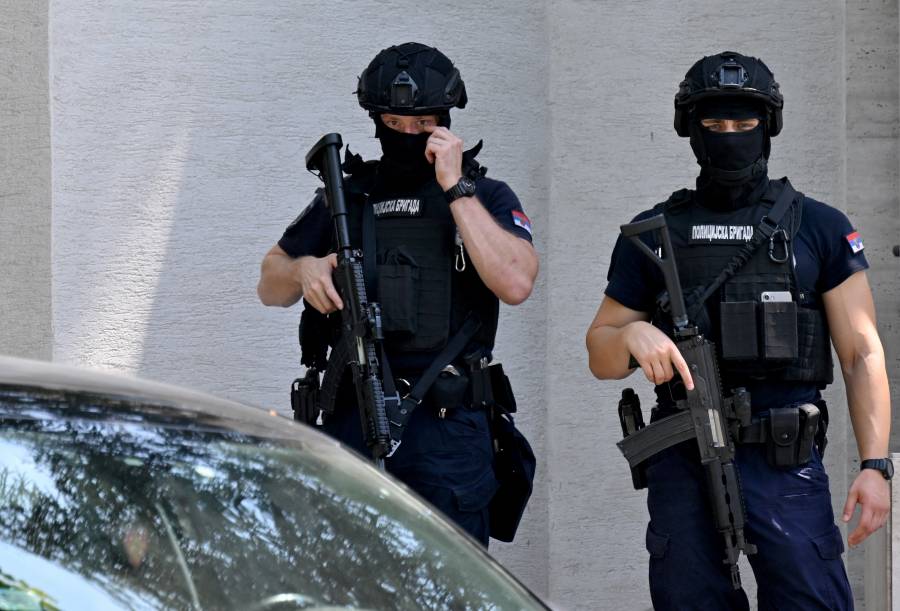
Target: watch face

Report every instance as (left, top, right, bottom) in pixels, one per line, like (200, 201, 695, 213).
(460, 177, 477, 194)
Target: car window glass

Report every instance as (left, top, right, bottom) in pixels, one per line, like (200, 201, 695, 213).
(0, 387, 542, 611)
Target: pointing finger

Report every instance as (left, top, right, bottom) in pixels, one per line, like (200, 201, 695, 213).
(671, 347, 694, 390)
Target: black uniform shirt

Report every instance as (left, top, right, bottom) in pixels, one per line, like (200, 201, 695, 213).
(279, 177, 532, 258)
(604, 192, 869, 411)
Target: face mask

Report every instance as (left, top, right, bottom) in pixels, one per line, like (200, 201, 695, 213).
(691, 124, 766, 185)
(689, 98, 769, 188)
(376, 123, 432, 166)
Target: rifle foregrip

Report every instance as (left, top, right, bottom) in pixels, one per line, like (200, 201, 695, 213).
(351, 260, 368, 307)
(365, 374, 392, 457)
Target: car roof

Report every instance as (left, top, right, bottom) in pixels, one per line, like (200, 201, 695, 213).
(0, 354, 315, 438)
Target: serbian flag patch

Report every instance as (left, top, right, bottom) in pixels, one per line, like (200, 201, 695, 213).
(511, 210, 532, 235)
(845, 231, 864, 254)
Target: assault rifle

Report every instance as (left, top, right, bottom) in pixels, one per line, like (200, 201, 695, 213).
(616, 214, 756, 589)
(305, 133, 394, 468)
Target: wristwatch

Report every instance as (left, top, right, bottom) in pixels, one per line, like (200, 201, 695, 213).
(860, 458, 894, 480)
(443, 176, 477, 204)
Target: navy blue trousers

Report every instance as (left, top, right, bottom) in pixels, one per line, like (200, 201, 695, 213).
(645, 442, 852, 610)
(322, 389, 497, 546)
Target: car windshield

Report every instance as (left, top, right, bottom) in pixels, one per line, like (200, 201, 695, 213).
(0, 386, 541, 611)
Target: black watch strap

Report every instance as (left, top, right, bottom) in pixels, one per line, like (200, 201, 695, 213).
(860, 458, 894, 480)
(444, 177, 476, 204)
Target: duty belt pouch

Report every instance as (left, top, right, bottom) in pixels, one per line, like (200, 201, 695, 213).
(426, 369, 469, 415)
(488, 363, 516, 413)
(488, 406, 536, 543)
(767, 408, 799, 468)
(766, 405, 819, 468)
(617, 389, 647, 489)
(761, 301, 799, 360)
(291, 369, 321, 426)
(797, 403, 820, 464)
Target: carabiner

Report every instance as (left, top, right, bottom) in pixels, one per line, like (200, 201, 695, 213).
(768, 228, 790, 264)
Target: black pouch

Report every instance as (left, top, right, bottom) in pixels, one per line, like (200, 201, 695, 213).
(796, 403, 820, 464)
(767, 407, 799, 468)
(761, 301, 798, 360)
(488, 406, 536, 543)
(426, 369, 469, 416)
(488, 364, 516, 413)
(290, 369, 321, 426)
(378, 246, 420, 335)
(617, 388, 647, 490)
(720, 301, 759, 360)
(766, 404, 819, 468)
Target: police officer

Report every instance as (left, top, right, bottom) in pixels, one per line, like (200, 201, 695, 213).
(586, 52, 891, 609)
(258, 42, 538, 545)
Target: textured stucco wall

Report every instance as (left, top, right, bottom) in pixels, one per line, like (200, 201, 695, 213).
(45, 0, 900, 609)
(1, 1, 51, 360)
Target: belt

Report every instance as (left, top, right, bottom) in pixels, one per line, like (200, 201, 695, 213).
(737, 420, 769, 444)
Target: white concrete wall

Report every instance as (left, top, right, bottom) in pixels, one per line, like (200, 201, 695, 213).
(22, 0, 898, 609)
(1, 0, 51, 360)
(846, 3, 900, 605)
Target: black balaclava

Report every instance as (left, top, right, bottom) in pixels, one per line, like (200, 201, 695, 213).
(690, 99, 770, 210)
(373, 113, 450, 184)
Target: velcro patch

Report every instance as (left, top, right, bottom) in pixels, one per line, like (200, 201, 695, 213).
(845, 231, 864, 254)
(512, 210, 532, 235)
(372, 198, 422, 218)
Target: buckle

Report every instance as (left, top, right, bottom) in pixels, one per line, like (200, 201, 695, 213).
(395, 377, 412, 399)
(758, 215, 779, 239)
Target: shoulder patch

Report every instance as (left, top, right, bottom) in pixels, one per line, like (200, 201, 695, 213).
(511, 210, 532, 235)
(845, 230, 864, 254)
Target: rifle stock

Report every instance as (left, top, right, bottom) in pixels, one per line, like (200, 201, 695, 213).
(616, 214, 756, 589)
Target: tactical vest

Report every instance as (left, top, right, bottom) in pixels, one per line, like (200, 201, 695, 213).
(655, 179, 833, 387)
(341, 150, 499, 365)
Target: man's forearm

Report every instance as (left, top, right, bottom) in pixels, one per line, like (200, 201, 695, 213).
(844, 340, 891, 460)
(258, 252, 304, 307)
(449, 196, 537, 305)
(586, 323, 635, 380)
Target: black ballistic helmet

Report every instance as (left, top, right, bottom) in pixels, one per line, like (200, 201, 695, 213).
(356, 42, 467, 116)
(674, 51, 783, 137)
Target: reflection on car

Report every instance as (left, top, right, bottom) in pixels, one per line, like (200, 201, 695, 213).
(0, 356, 546, 611)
